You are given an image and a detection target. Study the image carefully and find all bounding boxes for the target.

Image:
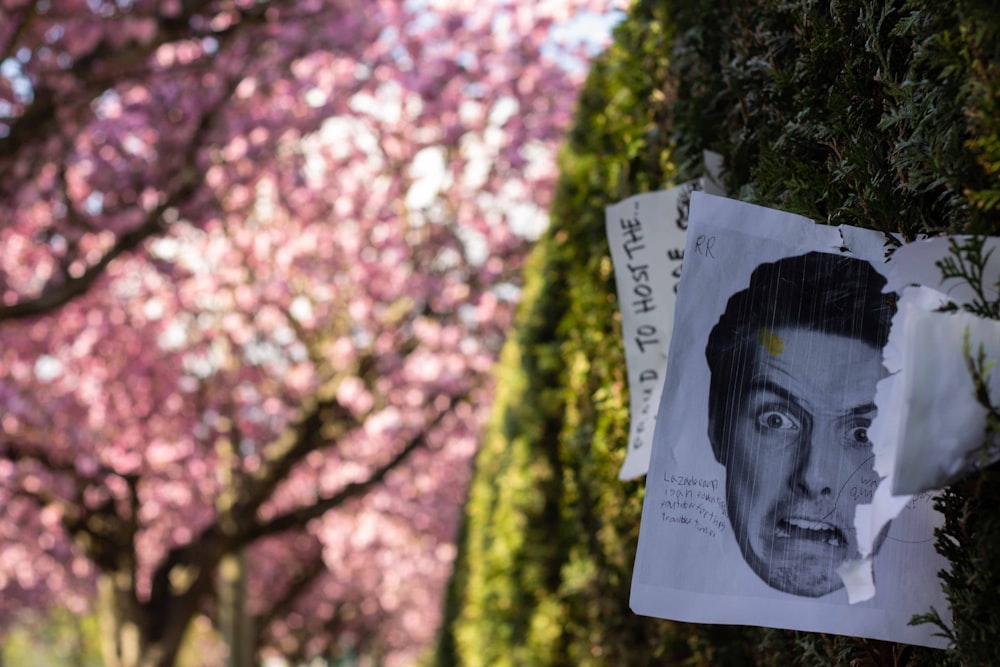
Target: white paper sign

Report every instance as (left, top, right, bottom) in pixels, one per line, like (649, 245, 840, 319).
(607, 154, 725, 480)
(630, 193, 948, 647)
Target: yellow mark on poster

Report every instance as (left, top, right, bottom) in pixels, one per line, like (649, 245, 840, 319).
(757, 328, 784, 355)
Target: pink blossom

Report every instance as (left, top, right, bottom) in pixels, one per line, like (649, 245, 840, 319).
(0, 0, 615, 663)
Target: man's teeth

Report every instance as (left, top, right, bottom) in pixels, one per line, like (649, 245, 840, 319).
(776, 518, 842, 546)
(788, 518, 831, 531)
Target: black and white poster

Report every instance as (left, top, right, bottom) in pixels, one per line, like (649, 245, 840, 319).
(630, 193, 949, 647)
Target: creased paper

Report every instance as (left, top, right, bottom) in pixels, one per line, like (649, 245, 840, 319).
(866, 281, 1000, 496)
(891, 298, 1000, 494)
(867, 287, 951, 483)
(848, 238, 1000, 602)
(607, 153, 725, 480)
(874, 235, 1000, 495)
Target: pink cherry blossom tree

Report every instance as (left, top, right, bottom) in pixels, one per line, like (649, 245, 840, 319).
(0, 0, 621, 665)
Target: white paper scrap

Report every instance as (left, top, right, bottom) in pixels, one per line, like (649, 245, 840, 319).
(867, 287, 952, 478)
(837, 558, 876, 604)
(886, 291, 1000, 495)
(849, 235, 1000, 606)
(845, 236, 1000, 605)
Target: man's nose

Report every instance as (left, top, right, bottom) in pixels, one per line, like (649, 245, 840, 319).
(793, 423, 838, 497)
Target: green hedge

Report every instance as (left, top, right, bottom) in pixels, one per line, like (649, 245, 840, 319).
(437, 1, 1000, 665)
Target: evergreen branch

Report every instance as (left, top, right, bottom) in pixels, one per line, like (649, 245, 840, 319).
(962, 329, 1000, 462)
(937, 236, 1000, 319)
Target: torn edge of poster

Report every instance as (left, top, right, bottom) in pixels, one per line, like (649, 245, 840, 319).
(845, 237, 1000, 603)
(606, 151, 725, 481)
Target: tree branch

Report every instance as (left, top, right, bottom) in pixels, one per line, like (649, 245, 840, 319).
(0, 5, 199, 161)
(144, 394, 357, 606)
(252, 537, 326, 634)
(0, 5, 278, 323)
(244, 392, 460, 543)
(0, 201, 175, 321)
(1, 0, 40, 63)
(0, 47, 250, 323)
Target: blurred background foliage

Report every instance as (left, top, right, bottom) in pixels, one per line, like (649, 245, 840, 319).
(0, 609, 224, 667)
(437, 0, 1000, 665)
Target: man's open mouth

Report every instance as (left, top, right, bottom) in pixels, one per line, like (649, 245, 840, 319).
(775, 517, 844, 547)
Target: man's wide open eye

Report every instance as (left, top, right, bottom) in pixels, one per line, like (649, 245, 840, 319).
(756, 409, 799, 431)
(849, 426, 870, 445)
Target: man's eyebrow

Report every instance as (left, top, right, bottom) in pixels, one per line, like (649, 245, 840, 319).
(746, 379, 795, 404)
(748, 379, 878, 416)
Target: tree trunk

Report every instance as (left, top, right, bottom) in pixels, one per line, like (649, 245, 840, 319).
(95, 569, 202, 667)
(97, 571, 145, 667)
(219, 551, 255, 667)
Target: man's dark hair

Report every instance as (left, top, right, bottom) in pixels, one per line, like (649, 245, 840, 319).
(705, 251, 894, 455)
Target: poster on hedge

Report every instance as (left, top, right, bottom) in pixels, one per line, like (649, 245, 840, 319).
(630, 193, 949, 647)
(607, 152, 725, 480)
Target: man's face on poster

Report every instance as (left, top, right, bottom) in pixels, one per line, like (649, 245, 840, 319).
(710, 326, 886, 597)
